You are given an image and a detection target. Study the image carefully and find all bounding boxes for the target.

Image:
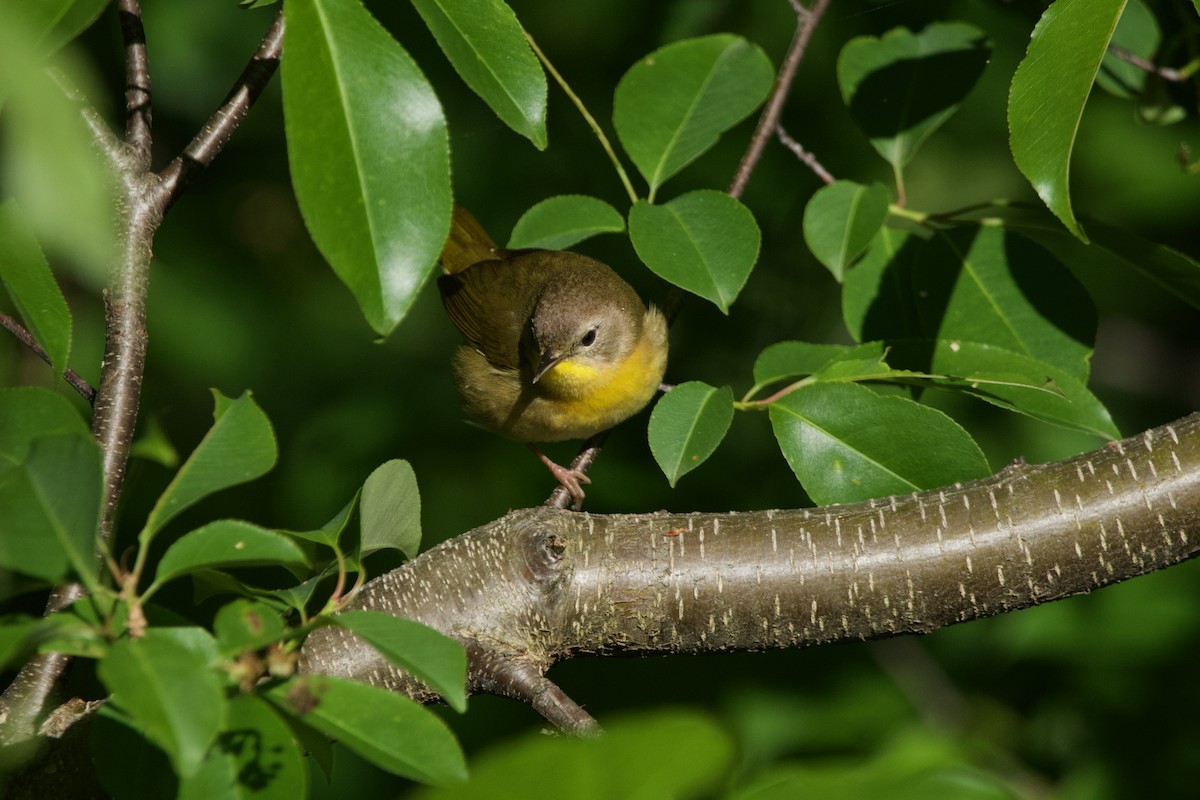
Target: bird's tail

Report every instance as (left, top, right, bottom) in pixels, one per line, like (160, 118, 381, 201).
(440, 206, 500, 274)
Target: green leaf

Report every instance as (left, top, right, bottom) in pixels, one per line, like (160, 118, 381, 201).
(838, 22, 990, 170)
(647, 382, 734, 487)
(283, 0, 450, 335)
(266, 675, 467, 785)
(769, 383, 990, 505)
(410, 709, 733, 800)
(507, 195, 625, 249)
(144, 390, 277, 538)
(411, 0, 546, 149)
(895, 340, 1119, 440)
(91, 706, 180, 800)
(613, 34, 774, 195)
(753, 342, 853, 387)
(178, 694, 307, 800)
(0, 433, 101, 585)
(0, 200, 72, 376)
(155, 520, 310, 587)
(1068, 220, 1200, 312)
(360, 459, 421, 557)
(331, 611, 467, 712)
(915, 227, 1095, 382)
(842, 227, 922, 343)
(2, 0, 109, 55)
(98, 632, 227, 779)
(1096, 0, 1159, 99)
(213, 600, 289, 657)
(628, 190, 760, 312)
(0, 387, 88, 465)
(802, 181, 890, 281)
(1008, 0, 1127, 241)
(0, 617, 37, 669)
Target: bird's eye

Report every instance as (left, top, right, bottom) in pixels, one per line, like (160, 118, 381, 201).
(580, 328, 597, 347)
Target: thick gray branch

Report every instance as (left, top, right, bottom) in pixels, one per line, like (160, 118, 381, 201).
(301, 413, 1200, 725)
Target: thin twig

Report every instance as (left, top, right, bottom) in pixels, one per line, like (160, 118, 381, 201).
(728, 0, 831, 199)
(775, 124, 835, 184)
(1107, 43, 1185, 83)
(524, 30, 639, 205)
(118, 0, 152, 164)
(0, 312, 97, 404)
(546, 431, 609, 510)
(158, 7, 285, 209)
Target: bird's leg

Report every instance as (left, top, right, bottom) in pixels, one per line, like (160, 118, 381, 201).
(527, 443, 591, 510)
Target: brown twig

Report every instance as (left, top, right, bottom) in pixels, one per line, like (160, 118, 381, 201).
(728, 0, 832, 199)
(775, 124, 835, 184)
(118, 0, 153, 165)
(0, 311, 97, 404)
(546, 431, 609, 510)
(1107, 43, 1185, 83)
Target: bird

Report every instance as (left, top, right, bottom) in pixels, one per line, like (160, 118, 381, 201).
(437, 206, 668, 509)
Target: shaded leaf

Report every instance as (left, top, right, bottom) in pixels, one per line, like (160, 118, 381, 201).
(0, 387, 88, 465)
(842, 227, 923, 343)
(838, 22, 990, 169)
(213, 600, 289, 657)
(332, 611, 467, 712)
(628, 190, 760, 312)
(360, 459, 421, 557)
(412, 0, 546, 149)
(144, 391, 277, 538)
(753, 342, 852, 387)
(802, 181, 890, 281)
(614, 34, 774, 194)
(507, 195, 625, 249)
(0, 433, 101, 585)
(1097, 0, 1159, 99)
(155, 520, 310, 587)
(647, 382, 734, 487)
(0, 200, 72, 376)
(283, 0, 450, 334)
(98, 632, 227, 779)
(1008, 0, 1127, 240)
(769, 382, 990, 505)
(266, 675, 467, 785)
(91, 706, 180, 800)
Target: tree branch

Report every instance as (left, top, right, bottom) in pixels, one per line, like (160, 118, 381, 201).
(302, 412, 1200, 729)
(728, 0, 831, 199)
(118, 0, 153, 164)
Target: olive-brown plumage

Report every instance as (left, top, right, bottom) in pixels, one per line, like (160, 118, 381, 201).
(438, 207, 668, 507)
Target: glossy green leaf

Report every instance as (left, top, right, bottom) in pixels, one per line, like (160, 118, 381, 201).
(213, 600, 289, 657)
(360, 459, 421, 557)
(613, 34, 774, 195)
(332, 611, 467, 712)
(507, 195, 625, 249)
(0, 10, 114, 286)
(895, 339, 1119, 439)
(628, 190, 760, 312)
(1097, 0, 1159, 99)
(0, 200, 72, 376)
(0, 388, 88, 465)
(283, 0, 450, 335)
(1009, 0, 1127, 241)
(769, 383, 990, 505)
(411, 0, 546, 149)
(0, 433, 101, 585)
(915, 227, 1095, 382)
(144, 390, 277, 538)
(98, 632, 227, 779)
(178, 694, 307, 800)
(648, 382, 733, 487)
(753, 342, 852, 387)
(266, 675, 467, 785)
(802, 181, 890, 281)
(812, 341, 896, 383)
(411, 709, 733, 800)
(838, 22, 990, 169)
(155, 521, 310, 587)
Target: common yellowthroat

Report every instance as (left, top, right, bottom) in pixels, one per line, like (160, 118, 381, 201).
(438, 206, 668, 508)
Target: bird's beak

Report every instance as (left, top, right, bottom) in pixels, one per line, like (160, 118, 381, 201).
(532, 349, 566, 384)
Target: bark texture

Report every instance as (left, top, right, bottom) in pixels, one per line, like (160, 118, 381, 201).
(301, 413, 1200, 710)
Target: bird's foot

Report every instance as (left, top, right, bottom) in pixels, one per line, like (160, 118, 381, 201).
(528, 444, 591, 510)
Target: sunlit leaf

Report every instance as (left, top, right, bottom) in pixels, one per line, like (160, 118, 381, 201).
(647, 382, 734, 487)
(1009, 0, 1127, 241)
(802, 181, 890, 281)
(361, 459, 421, 557)
(283, 0, 451, 334)
(155, 520, 310, 586)
(412, 0, 546, 149)
(507, 195, 625, 249)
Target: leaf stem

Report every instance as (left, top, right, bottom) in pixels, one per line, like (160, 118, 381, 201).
(523, 29, 639, 205)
